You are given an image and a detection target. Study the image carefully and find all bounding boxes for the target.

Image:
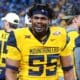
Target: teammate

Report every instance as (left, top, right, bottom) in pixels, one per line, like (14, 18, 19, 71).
(5, 4, 75, 80)
(67, 15, 80, 80)
(0, 12, 20, 80)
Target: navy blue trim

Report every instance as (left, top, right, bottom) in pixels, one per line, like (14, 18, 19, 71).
(62, 65, 73, 71)
(6, 64, 18, 71)
(0, 67, 5, 69)
(62, 35, 70, 51)
(75, 35, 80, 47)
(2, 58, 5, 63)
(7, 31, 17, 47)
(0, 68, 5, 79)
(7, 31, 21, 52)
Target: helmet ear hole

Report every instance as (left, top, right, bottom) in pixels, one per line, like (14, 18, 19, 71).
(14, 20, 19, 24)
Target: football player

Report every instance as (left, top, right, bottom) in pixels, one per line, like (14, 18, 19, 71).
(6, 4, 75, 80)
(0, 12, 20, 80)
(67, 15, 80, 80)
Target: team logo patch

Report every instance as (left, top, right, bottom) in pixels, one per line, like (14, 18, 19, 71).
(53, 31, 61, 36)
(25, 35, 31, 38)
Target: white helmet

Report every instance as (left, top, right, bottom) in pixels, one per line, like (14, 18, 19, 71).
(1, 12, 20, 24)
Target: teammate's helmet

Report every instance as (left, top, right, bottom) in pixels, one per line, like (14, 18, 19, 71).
(1, 12, 20, 24)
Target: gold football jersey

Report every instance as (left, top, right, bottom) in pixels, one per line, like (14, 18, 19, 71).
(56, 30, 79, 80)
(67, 31, 79, 79)
(0, 30, 9, 75)
(67, 31, 79, 49)
(0, 30, 9, 66)
(7, 27, 71, 80)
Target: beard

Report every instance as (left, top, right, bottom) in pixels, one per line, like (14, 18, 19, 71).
(33, 24, 49, 34)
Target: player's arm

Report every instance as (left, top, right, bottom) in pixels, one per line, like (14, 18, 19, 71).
(6, 59, 19, 80)
(60, 40, 75, 80)
(60, 31, 75, 80)
(60, 55, 75, 80)
(5, 31, 21, 80)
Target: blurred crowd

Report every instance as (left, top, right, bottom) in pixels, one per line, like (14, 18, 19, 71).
(0, 0, 80, 29)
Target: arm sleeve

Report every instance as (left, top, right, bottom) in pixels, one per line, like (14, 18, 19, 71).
(60, 34, 72, 56)
(6, 31, 21, 60)
(60, 44, 72, 56)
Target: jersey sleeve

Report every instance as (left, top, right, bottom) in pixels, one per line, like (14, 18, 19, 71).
(60, 33, 72, 56)
(60, 43, 72, 56)
(6, 31, 21, 60)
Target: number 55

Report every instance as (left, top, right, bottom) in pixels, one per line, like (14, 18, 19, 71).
(29, 54, 59, 76)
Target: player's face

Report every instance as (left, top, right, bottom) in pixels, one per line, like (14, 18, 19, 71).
(31, 14, 50, 33)
(3, 21, 9, 30)
(74, 15, 80, 27)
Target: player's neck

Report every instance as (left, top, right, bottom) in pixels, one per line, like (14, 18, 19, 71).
(30, 28, 50, 43)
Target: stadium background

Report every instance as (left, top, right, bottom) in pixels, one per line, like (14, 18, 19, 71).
(0, 0, 80, 28)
